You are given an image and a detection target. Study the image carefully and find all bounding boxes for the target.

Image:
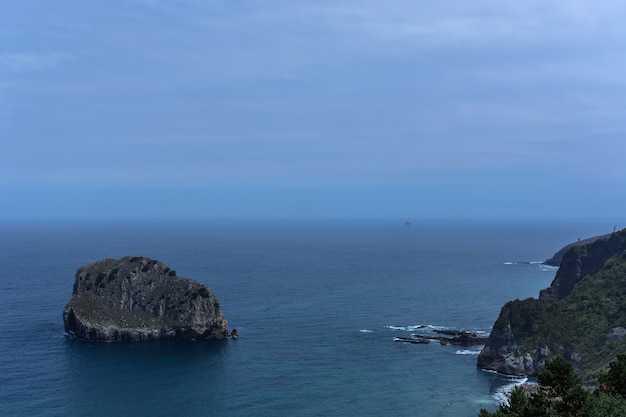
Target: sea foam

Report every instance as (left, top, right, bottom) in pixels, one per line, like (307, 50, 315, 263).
(493, 377, 530, 405)
(455, 349, 481, 355)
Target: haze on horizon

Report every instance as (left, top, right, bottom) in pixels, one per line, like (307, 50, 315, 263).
(1, 1, 625, 220)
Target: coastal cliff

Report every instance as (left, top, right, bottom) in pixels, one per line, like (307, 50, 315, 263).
(540, 232, 620, 300)
(63, 256, 231, 341)
(478, 229, 626, 379)
(542, 233, 612, 267)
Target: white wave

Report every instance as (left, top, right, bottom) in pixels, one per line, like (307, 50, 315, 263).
(386, 324, 488, 337)
(455, 349, 481, 355)
(504, 261, 547, 266)
(385, 324, 437, 332)
(410, 324, 444, 331)
(493, 377, 530, 405)
(541, 265, 559, 271)
(359, 329, 374, 333)
(385, 325, 407, 331)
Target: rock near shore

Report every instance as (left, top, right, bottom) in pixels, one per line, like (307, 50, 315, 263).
(63, 256, 231, 342)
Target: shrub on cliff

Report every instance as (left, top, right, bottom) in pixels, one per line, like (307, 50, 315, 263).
(598, 353, 626, 397)
(479, 356, 626, 417)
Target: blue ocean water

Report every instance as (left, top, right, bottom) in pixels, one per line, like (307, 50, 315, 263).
(0, 218, 615, 416)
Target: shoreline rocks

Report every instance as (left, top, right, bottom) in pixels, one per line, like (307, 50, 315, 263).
(394, 329, 489, 346)
(63, 256, 234, 342)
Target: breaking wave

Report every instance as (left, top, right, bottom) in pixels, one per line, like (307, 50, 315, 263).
(504, 261, 558, 273)
(504, 261, 544, 266)
(385, 324, 446, 332)
(493, 377, 531, 405)
(385, 324, 490, 336)
(455, 349, 481, 355)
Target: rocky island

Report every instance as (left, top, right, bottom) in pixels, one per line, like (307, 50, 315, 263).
(477, 228, 626, 380)
(63, 256, 234, 341)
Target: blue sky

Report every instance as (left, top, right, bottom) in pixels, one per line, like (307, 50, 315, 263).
(1, 0, 626, 219)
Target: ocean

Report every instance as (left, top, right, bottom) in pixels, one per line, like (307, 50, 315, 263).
(0, 218, 615, 416)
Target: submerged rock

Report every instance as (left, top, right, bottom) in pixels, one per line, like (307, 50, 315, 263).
(63, 256, 232, 342)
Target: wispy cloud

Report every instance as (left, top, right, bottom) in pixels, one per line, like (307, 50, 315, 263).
(1, 0, 625, 206)
(0, 52, 72, 72)
(295, 0, 626, 46)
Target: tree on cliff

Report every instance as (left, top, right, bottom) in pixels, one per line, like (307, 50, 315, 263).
(598, 354, 626, 397)
(479, 356, 626, 417)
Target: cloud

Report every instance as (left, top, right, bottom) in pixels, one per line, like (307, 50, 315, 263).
(0, 52, 73, 73)
(1, 0, 625, 199)
(297, 0, 626, 46)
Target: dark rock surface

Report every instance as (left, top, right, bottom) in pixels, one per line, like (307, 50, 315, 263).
(540, 231, 624, 301)
(394, 329, 488, 346)
(543, 233, 612, 267)
(475, 307, 538, 376)
(63, 256, 231, 341)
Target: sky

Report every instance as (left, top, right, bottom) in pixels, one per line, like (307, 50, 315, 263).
(1, 0, 626, 220)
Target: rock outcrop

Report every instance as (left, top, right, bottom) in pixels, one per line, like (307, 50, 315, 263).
(476, 299, 545, 376)
(478, 229, 626, 379)
(540, 232, 623, 301)
(63, 256, 232, 341)
(543, 233, 612, 267)
(394, 329, 489, 346)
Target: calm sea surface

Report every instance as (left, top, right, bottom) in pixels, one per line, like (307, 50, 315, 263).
(0, 218, 616, 416)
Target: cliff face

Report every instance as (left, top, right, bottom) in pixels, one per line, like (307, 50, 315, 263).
(540, 233, 621, 301)
(63, 256, 231, 341)
(475, 303, 536, 376)
(478, 229, 626, 379)
(543, 233, 611, 267)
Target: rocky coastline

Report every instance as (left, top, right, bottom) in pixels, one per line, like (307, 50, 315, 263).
(542, 233, 612, 267)
(395, 329, 489, 346)
(477, 228, 626, 378)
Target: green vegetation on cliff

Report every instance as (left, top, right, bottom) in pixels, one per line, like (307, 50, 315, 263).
(479, 229, 626, 380)
(480, 355, 626, 417)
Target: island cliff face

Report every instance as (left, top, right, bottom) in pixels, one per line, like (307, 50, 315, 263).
(63, 256, 231, 341)
(478, 229, 626, 379)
